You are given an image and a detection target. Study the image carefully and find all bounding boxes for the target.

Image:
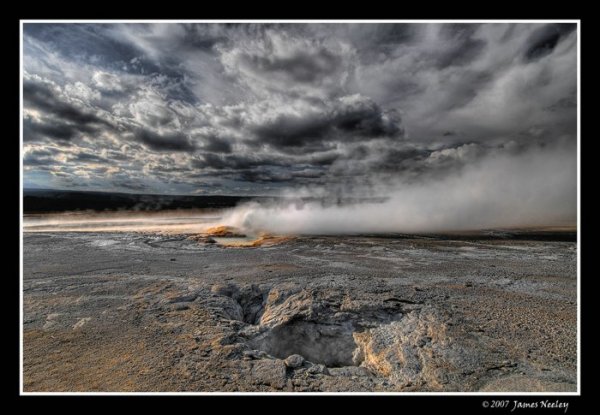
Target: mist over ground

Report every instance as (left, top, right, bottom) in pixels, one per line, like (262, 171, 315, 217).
(223, 141, 576, 234)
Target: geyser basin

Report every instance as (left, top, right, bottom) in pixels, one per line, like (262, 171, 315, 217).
(23, 233, 577, 391)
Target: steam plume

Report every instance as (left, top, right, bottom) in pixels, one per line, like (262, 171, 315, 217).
(221, 143, 576, 235)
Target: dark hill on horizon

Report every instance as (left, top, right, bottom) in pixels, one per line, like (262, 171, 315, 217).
(23, 189, 258, 213)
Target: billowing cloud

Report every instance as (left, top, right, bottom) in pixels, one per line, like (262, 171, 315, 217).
(92, 71, 124, 92)
(523, 23, 576, 62)
(132, 128, 195, 152)
(219, 30, 353, 99)
(23, 76, 106, 129)
(249, 94, 403, 150)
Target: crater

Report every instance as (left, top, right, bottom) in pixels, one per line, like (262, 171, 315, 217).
(249, 320, 363, 367)
(213, 285, 409, 371)
(212, 283, 268, 324)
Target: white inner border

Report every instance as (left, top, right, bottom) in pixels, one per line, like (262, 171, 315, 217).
(19, 19, 581, 396)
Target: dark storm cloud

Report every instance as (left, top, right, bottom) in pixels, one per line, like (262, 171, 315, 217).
(327, 144, 435, 180)
(22, 22, 577, 195)
(545, 94, 577, 112)
(251, 95, 403, 150)
(24, 79, 106, 127)
(23, 148, 57, 166)
(177, 23, 229, 51)
(436, 70, 494, 112)
(187, 151, 334, 184)
(235, 167, 320, 184)
(379, 146, 432, 168)
(24, 117, 76, 141)
(23, 157, 52, 167)
(190, 150, 340, 185)
(70, 152, 109, 163)
(219, 28, 354, 100)
(372, 24, 416, 46)
(309, 152, 340, 166)
(524, 23, 576, 62)
(333, 98, 403, 138)
(200, 135, 233, 154)
(251, 113, 329, 147)
(434, 24, 486, 69)
(133, 128, 195, 152)
(192, 153, 285, 171)
(318, 24, 419, 60)
(238, 46, 341, 84)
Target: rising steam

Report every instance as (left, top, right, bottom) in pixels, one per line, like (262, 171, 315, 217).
(221, 143, 577, 235)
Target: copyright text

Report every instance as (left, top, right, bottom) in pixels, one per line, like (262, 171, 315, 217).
(482, 400, 569, 413)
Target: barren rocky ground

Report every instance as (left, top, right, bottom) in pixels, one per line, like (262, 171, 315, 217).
(22, 232, 577, 392)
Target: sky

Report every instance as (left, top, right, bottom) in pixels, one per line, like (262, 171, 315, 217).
(22, 22, 577, 201)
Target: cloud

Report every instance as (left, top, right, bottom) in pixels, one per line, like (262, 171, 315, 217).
(64, 81, 101, 102)
(250, 94, 403, 150)
(23, 146, 58, 166)
(22, 22, 577, 207)
(24, 116, 77, 141)
(69, 151, 109, 163)
(23, 77, 105, 127)
(235, 40, 341, 83)
(523, 23, 577, 62)
(200, 135, 233, 153)
(92, 71, 123, 91)
(133, 128, 195, 152)
(22, 74, 114, 145)
(332, 94, 403, 137)
(219, 30, 353, 98)
(432, 24, 486, 69)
